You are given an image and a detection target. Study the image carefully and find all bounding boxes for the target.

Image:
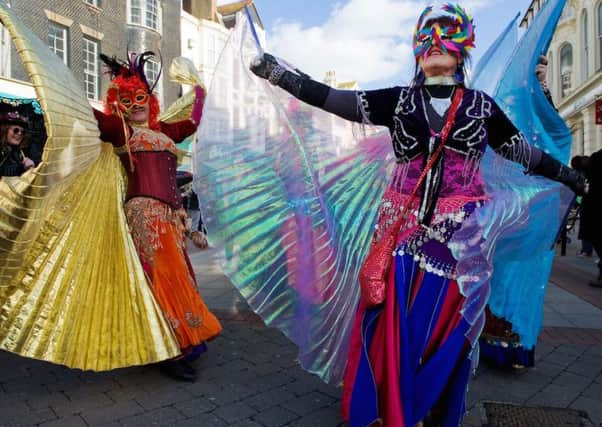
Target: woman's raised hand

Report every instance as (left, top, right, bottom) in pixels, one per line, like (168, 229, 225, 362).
(250, 53, 281, 81)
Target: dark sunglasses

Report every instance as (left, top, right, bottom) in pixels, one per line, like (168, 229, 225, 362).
(9, 127, 25, 135)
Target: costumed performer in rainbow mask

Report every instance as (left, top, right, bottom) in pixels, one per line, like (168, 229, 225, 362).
(249, 3, 585, 426)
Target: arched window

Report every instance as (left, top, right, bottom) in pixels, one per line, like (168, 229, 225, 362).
(582, 10, 589, 81)
(560, 43, 573, 97)
(127, 0, 161, 32)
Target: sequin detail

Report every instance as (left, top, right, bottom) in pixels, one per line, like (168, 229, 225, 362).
(373, 190, 488, 279)
(129, 127, 178, 154)
(125, 197, 188, 271)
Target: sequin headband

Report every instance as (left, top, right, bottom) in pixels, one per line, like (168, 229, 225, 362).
(413, 3, 475, 60)
(0, 111, 29, 127)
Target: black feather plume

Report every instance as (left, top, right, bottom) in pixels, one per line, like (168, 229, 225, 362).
(99, 53, 126, 79)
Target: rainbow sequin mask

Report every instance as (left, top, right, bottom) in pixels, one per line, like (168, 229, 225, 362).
(413, 3, 475, 61)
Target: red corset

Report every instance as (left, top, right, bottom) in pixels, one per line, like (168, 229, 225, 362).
(122, 151, 182, 209)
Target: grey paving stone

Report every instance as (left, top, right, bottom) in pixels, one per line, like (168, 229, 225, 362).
(229, 420, 264, 427)
(1, 377, 50, 394)
(555, 344, 590, 357)
(581, 382, 602, 401)
(513, 368, 557, 388)
(52, 392, 114, 417)
(532, 360, 566, 378)
(44, 376, 87, 393)
(39, 415, 88, 427)
(584, 345, 602, 358)
(534, 343, 558, 362)
(213, 402, 257, 424)
(289, 404, 344, 427)
(252, 405, 299, 426)
(526, 383, 581, 408)
(183, 380, 220, 398)
(173, 398, 216, 417)
(106, 386, 152, 402)
(173, 414, 228, 427)
(118, 406, 186, 426)
(80, 399, 145, 425)
(566, 357, 602, 378)
(552, 371, 593, 390)
(281, 391, 336, 416)
(563, 314, 602, 329)
(543, 349, 582, 367)
(0, 405, 57, 425)
(245, 388, 296, 412)
(134, 388, 195, 410)
(254, 372, 295, 391)
(26, 391, 71, 411)
(114, 368, 168, 390)
(542, 313, 574, 327)
(313, 382, 342, 400)
(193, 386, 249, 406)
(283, 375, 331, 397)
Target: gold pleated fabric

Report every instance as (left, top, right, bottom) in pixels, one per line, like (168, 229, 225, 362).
(0, 1, 180, 370)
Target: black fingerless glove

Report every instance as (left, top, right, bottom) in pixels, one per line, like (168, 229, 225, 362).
(532, 151, 587, 195)
(250, 53, 330, 108)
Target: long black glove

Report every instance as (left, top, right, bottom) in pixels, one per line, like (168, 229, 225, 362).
(531, 151, 587, 195)
(250, 53, 330, 108)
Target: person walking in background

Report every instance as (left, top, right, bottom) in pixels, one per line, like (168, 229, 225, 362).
(571, 153, 602, 287)
(571, 156, 593, 257)
(177, 170, 209, 249)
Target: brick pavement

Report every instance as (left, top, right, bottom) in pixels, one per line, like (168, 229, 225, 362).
(0, 242, 601, 426)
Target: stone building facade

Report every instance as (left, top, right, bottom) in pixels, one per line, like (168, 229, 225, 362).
(521, 0, 602, 156)
(2, 0, 182, 107)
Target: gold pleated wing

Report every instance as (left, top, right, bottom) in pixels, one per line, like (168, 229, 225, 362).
(159, 56, 205, 124)
(0, 2, 180, 370)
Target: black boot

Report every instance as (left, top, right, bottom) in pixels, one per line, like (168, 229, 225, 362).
(158, 359, 197, 382)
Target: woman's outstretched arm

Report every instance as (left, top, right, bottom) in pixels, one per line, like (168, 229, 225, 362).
(250, 53, 366, 123)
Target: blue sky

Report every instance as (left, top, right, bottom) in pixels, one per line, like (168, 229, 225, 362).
(247, 0, 534, 89)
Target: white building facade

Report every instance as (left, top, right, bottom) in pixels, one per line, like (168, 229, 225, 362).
(522, 0, 602, 156)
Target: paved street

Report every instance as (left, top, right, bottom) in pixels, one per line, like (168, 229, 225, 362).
(0, 237, 601, 426)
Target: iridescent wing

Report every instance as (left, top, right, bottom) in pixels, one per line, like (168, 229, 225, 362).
(0, 2, 179, 370)
(194, 14, 393, 384)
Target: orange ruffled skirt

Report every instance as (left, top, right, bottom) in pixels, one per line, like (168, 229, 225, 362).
(125, 197, 222, 350)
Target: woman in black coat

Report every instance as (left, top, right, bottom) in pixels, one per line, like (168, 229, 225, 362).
(0, 110, 37, 177)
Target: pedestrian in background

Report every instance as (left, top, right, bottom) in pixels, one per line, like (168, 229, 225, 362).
(571, 153, 602, 287)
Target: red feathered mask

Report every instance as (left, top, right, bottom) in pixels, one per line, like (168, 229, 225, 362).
(100, 51, 162, 130)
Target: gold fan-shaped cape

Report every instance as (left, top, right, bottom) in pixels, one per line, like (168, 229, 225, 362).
(0, 2, 181, 370)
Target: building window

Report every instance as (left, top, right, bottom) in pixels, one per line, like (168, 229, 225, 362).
(128, 0, 161, 32)
(582, 10, 589, 81)
(560, 43, 573, 97)
(83, 37, 99, 100)
(145, 59, 161, 99)
(83, 0, 101, 7)
(48, 21, 68, 65)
